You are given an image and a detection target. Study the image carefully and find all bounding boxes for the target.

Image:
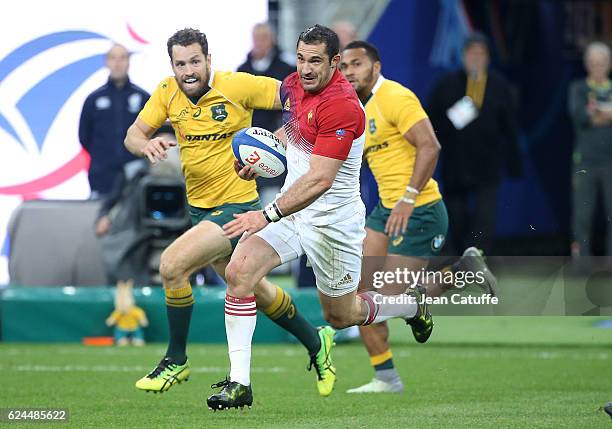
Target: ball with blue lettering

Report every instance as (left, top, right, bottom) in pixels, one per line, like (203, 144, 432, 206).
(231, 127, 287, 178)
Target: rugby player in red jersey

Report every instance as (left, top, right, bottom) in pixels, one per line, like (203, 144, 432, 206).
(207, 25, 433, 410)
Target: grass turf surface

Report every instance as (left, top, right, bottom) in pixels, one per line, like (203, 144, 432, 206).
(1, 317, 610, 428)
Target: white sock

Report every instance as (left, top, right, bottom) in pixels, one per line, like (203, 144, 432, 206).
(225, 294, 257, 386)
(359, 291, 417, 324)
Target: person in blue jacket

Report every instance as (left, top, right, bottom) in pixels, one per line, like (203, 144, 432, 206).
(79, 43, 149, 197)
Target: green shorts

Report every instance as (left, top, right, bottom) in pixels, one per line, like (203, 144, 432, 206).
(189, 198, 261, 249)
(366, 199, 449, 258)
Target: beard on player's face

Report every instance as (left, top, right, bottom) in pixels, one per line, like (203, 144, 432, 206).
(176, 70, 210, 97)
(350, 64, 375, 93)
(299, 63, 326, 92)
(176, 64, 210, 98)
(171, 44, 211, 99)
(340, 49, 377, 97)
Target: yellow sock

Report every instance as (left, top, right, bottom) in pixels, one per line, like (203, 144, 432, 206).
(263, 286, 293, 320)
(370, 349, 394, 370)
(165, 283, 194, 307)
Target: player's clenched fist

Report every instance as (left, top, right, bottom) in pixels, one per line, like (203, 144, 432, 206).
(142, 137, 177, 164)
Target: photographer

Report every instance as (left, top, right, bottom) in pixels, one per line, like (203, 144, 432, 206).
(96, 126, 187, 284)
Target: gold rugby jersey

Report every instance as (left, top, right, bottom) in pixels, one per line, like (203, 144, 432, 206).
(139, 71, 277, 208)
(364, 76, 442, 208)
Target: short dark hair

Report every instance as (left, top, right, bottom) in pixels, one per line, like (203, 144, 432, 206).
(167, 28, 208, 60)
(463, 31, 489, 52)
(297, 24, 339, 61)
(344, 40, 381, 63)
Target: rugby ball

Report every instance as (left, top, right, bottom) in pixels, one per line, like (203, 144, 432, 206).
(232, 127, 287, 178)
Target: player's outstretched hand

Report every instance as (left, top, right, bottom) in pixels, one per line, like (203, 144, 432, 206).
(385, 200, 414, 237)
(142, 137, 177, 164)
(234, 160, 259, 181)
(223, 210, 268, 241)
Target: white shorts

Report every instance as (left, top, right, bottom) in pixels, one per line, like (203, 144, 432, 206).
(256, 207, 366, 297)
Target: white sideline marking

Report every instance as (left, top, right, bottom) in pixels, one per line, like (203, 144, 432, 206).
(7, 365, 286, 373)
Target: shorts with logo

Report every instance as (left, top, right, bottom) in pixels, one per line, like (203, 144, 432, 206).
(256, 206, 366, 297)
(366, 199, 448, 257)
(189, 198, 261, 249)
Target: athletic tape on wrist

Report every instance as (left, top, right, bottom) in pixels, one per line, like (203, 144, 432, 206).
(262, 209, 274, 223)
(272, 201, 284, 218)
(264, 203, 281, 222)
(406, 185, 420, 195)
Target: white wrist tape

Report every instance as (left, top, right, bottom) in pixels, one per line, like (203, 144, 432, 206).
(264, 202, 283, 222)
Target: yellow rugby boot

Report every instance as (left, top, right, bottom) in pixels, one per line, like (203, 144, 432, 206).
(135, 357, 190, 393)
(308, 326, 337, 397)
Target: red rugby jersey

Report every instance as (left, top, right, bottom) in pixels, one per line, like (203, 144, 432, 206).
(280, 69, 365, 159)
(279, 69, 366, 221)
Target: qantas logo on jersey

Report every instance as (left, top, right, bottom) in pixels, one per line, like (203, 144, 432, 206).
(184, 131, 235, 142)
(364, 142, 389, 155)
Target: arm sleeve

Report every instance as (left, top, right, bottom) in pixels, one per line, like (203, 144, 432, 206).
(383, 87, 429, 136)
(238, 72, 278, 110)
(312, 100, 363, 160)
(568, 81, 591, 130)
(78, 97, 93, 149)
(138, 80, 169, 129)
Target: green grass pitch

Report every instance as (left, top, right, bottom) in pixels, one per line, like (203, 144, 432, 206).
(1, 316, 610, 428)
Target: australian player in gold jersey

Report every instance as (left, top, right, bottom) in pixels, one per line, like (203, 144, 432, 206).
(340, 41, 497, 393)
(124, 28, 337, 396)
